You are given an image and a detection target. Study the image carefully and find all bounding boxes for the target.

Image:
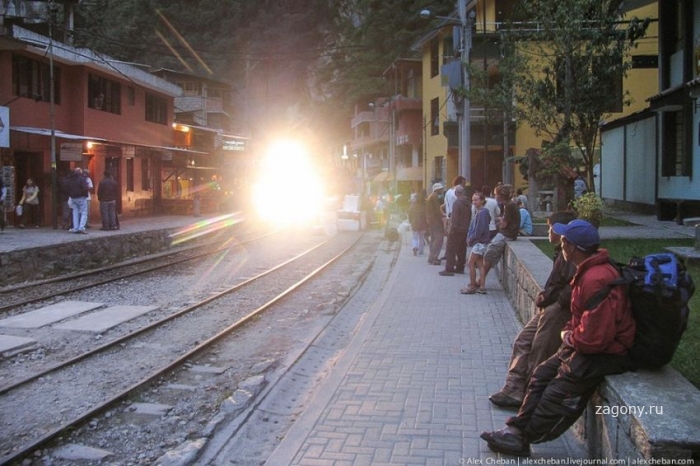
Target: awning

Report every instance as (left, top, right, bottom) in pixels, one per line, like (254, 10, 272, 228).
(396, 166, 423, 181)
(11, 126, 106, 141)
(648, 84, 685, 112)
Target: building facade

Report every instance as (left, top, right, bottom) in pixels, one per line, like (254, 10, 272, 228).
(0, 25, 215, 225)
(413, 0, 658, 206)
(601, 0, 700, 222)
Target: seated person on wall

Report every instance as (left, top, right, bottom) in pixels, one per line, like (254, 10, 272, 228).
(481, 184, 520, 288)
(518, 199, 533, 236)
(489, 210, 577, 408)
(481, 219, 636, 457)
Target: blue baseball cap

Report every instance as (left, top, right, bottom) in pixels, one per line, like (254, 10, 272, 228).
(552, 219, 599, 252)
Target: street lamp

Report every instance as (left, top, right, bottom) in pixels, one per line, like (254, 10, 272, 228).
(421, 1, 475, 188)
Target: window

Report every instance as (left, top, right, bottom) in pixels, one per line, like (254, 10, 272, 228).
(126, 158, 134, 192)
(88, 74, 121, 114)
(430, 98, 440, 136)
(141, 157, 151, 191)
(443, 36, 455, 63)
(126, 86, 135, 106)
(145, 93, 167, 125)
(207, 88, 223, 99)
(12, 54, 61, 104)
(662, 111, 691, 177)
(434, 156, 445, 183)
(430, 38, 440, 78)
(177, 81, 202, 96)
(632, 55, 658, 69)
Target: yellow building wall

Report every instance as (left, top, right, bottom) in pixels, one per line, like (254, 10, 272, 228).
(421, 38, 453, 187)
(509, 3, 659, 192)
(418, 2, 658, 193)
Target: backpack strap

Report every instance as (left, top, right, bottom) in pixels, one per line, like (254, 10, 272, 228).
(583, 260, 631, 311)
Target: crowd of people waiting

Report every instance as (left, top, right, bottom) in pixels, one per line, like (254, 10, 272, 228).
(408, 176, 638, 458)
(408, 177, 527, 294)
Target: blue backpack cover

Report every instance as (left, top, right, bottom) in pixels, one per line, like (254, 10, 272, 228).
(586, 253, 694, 369)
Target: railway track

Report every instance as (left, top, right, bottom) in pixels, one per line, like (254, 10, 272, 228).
(0, 229, 367, 465)
(0, 223, 273, 315)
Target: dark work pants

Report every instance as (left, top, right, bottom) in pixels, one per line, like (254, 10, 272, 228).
(507, 347, 631, 444)
(428, 225, 444, 263)
(500, 302, 572, 400)
(444, 229, 468, 272)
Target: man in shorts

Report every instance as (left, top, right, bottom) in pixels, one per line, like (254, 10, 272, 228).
(481, 184, 520, 289)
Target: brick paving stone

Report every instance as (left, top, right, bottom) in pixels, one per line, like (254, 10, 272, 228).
(266, 237, 587, 465)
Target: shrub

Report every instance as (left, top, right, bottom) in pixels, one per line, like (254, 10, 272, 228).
(571, 192, 604, 227)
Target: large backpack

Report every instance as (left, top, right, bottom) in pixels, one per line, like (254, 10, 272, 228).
(585, 253, 695, 369)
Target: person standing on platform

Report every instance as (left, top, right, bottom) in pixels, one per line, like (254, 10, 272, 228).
(439, 185, 471, 276)
(18, 178, 40, 228)
(408, 190, 428, 256)
(425, 183, 445, 266)
(83, 169, 94, 228)
(67, 167, 89, 234)
(0, 177, 6, 232)
(59, 171, 72, 230)
(98, 171, 119, 230)
(573, 173, 588, 199)
(443, 175, 466, 232)
(480, 185, 501, 240)
(461, 191, 491, 294)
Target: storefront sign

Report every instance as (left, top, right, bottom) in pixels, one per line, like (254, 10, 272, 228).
(222, 137, 246, 151)
(60, 142, 84, 161)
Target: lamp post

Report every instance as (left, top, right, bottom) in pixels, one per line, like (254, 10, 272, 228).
(49, 1, 58, 229)
(420, 1, 474, 187)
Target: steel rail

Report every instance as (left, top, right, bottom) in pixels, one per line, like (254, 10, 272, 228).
(0, 233, 362, 465)
(0, 228, 277, 314)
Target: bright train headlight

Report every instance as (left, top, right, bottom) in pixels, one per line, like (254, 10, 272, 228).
(252, 139, 324, 225)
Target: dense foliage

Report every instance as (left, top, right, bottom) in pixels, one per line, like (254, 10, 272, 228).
(499, 0, 649, 190)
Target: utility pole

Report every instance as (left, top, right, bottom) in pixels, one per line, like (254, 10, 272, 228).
(49, 0, 58, 229)
(458, 0, 475, 188)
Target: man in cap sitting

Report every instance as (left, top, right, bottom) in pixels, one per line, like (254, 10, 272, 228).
(481, 219, 636, 457)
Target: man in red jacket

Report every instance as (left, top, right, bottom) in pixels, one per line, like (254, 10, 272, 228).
(481, 219, 636, 457)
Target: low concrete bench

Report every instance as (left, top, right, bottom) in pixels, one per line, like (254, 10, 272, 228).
(500, 239, 700, 460)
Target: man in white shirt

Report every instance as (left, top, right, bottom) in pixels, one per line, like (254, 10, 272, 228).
(477, 185, 500, 240)
(443, 176, 466, 223)
(442, 176, 466, 262)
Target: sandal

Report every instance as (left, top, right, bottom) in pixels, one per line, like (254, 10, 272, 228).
(476, 288, 487, 294)
(460, 285, 477, 295)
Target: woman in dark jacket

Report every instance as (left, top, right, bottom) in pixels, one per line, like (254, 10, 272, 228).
(408, 190, 428, 256)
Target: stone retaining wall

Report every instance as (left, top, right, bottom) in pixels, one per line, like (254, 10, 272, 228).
(500, 239, 700, 460)
(0, 229, 183, 286)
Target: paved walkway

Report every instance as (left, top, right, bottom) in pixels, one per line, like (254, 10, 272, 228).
(264, 232, 589, 465)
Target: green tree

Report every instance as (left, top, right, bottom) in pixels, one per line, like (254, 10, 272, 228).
(499, 0, 649, 192)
